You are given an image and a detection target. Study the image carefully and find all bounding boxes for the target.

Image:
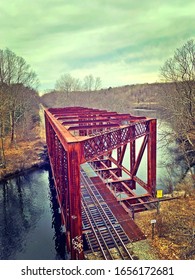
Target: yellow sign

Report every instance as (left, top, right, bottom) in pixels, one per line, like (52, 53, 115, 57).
(156, 189, 163, 198)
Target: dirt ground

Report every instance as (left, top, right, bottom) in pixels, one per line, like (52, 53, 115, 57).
(0, 125, 46, 180)
(133, 195, 195, 260)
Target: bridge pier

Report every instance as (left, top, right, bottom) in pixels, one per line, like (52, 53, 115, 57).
(68, 145, 84, 260)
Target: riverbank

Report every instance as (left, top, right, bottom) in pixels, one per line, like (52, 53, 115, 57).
(0, 106, 49, 182)
(0, 137, 48, 182)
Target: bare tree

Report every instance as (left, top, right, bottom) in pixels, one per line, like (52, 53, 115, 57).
(83, 74, 94, 91)
(72, 78, 82, 91)
(55, 73, 82, 92)
(0, 48, 38, 87)
(160, 40, 195, 179)
(0, 48, 39, 144)
(83, 74, 102, 91)
(0, 89, 8, 167)
(55, 73, 102, 93)
(94, 76, 102, 90)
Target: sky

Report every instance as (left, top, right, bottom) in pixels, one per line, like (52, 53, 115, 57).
(0, 0, 195, 92)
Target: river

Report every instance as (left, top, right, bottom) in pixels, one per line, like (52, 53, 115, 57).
(0, 110, 181, 260)
(0, 169, 65, 260)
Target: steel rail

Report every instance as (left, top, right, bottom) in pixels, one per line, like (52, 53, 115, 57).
(81, 195, 113, 260)
(81, 170, 134, 260)
(81, 171, 114, 259)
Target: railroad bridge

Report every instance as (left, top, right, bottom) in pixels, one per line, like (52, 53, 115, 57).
(44, 107, 157, 260)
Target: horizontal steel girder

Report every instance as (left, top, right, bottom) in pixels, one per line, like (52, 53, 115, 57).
(80, 122, 149, 162)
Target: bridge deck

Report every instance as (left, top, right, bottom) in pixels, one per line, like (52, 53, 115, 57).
(90, 176, 146, 242)
(81, 163, 146, 259)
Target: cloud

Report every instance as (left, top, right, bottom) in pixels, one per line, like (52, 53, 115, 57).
(0, 0, 195, 90)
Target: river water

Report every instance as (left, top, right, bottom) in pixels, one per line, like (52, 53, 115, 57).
(0, 110, 181, 260)
(0, 169, 65, 260)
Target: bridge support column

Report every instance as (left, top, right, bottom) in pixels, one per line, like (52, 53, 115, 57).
(117, 147, 122, 177)
(68, 144, 84, 260)
(130, 137, 136, 189)
(148, 119, 157, 196)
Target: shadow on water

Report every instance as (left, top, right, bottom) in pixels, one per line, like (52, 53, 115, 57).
(0, 168, 67, 260)
(47, 168, 66, 259)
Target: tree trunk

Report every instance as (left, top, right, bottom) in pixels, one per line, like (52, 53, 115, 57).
(10, 110, 15, 144)
(0, 119, 6, 167)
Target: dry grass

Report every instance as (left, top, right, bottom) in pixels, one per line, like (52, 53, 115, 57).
(0, 125, 46, 180)
(85, 195, 195, 260)
(135, 194, 195, 260)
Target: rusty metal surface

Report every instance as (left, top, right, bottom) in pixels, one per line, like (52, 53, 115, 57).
(44, 106, 157, 260)
(90, 176, 146, 242)
(81, 166, 134, 259)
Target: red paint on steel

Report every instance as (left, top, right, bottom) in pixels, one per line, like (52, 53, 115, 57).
(90, 176, 146, 241)
(44, 106, 157, 260)
(147, 119, 157, 196)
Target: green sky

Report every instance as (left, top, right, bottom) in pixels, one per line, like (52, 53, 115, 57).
(0, 0, 195, 91)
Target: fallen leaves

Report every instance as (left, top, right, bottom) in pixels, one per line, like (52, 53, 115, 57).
(0, 137, 46, 180)
(135, 195, 195, 259)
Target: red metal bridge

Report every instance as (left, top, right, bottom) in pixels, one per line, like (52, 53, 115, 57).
(44, 107, 157, 260)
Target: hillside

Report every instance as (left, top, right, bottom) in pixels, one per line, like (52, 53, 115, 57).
(41, 82, 168, 112)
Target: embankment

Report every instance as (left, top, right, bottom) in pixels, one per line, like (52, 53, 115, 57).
(0, 138, 49, 182)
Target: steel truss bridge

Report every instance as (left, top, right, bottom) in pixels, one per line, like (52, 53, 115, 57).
(45, 107, 157, 260)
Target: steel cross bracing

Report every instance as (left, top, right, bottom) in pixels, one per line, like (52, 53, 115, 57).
(44, 106, 157, 260)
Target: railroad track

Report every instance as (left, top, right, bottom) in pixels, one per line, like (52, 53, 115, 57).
(81, 167, 134, 260)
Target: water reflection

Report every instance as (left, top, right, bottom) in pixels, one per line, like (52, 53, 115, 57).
(0, 169, 65, 260)
(132, 109, 183, 191)
(47, 169, 66, 259)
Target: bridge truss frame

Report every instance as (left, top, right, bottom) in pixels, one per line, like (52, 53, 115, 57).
(44, 107, 157, 260)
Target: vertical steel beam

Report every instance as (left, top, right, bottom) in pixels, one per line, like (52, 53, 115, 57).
(57, 141, 63, 204)
(147, 119, 157, 196)
(118, 144, 127, 166)
(45, 114, 50, 153)
(131, 135, 149, 176)
(130, 135, 136, 189)
(67, 143, 84, 260)
(117, 147, 122, 176)
(61, 148, 71, 254)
